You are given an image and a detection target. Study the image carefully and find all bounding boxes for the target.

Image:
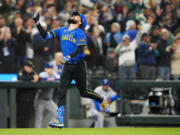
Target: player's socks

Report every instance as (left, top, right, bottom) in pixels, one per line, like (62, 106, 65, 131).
(57, 105, 64, 125)
(49, 105, 64, 128)
(100, 95, 109, 112)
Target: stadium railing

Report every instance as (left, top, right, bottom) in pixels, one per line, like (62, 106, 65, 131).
(1, 80, 180, 128)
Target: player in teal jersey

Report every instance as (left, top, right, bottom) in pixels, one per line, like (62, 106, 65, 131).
(32, 12, 109, 128)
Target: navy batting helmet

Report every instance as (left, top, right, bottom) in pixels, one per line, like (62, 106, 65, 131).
(79, 14, 86, 29)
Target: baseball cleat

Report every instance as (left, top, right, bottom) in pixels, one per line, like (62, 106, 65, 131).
(48, 119, 64, 128)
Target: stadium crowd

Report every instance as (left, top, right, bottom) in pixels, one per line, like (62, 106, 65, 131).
(0, 0, 180, 80)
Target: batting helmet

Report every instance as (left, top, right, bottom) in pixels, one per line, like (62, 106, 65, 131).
(79, 14, 86, 29)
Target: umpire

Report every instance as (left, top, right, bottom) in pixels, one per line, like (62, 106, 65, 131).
(32, 11, 108, 128)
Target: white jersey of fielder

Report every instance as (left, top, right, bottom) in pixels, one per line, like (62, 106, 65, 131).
(92, 86, 117, 110)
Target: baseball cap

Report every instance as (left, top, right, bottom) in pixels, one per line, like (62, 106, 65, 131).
(122, 34, 130, 40)
(44, 62, 53, 68)
(101, 78, 110, 86)
(24, 61, 33, 67)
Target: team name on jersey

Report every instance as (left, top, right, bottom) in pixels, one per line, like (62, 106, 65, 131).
(62, 34, 76, 44)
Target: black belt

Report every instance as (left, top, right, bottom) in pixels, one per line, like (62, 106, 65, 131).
(66, 59, 84, 65)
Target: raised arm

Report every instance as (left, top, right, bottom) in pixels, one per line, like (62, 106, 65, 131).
(32, 12, 57, 40)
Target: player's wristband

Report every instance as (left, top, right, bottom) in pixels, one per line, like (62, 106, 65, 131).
(109, 94, 119, 102)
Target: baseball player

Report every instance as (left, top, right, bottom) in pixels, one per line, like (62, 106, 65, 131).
(32, 12, 109, 128)
(34, 62, 60, 128)
(51, 52, 63, 75)
(90, 79, 119, 128)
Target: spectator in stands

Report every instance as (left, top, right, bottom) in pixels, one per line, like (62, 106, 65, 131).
(86, 24, 104, 67)
(34, 62, 59, 128)
(24, 13, 34, 60)
(0, 26, 17, 73)
(44, 0, 56, 8)
(136, 33, 158, 80)
(115, 35, 136, 80)
(0, 0, 11, 14)
(141, 15, 155, 34)
(98, 3, 116, 32)
(32, 22, 51, 73)
(115, 26, 142, 80)
(159, 7, 180, 34)
(86, 15, 106, 55)
(23, 13, 33, 34)
(105, 23, 123, 54)
(0, 0, 179, 81)
(104, 48, 118, 77)
(0, 15, 6, 31)
(76, 5, 84, 14)
(90, 78, 119, 128)
(124, 20, 138, 42)
(52, 16, 61, 29)
(51, 52, 63, 75)
(127, 0, 143, 20)
(14, 17, 31, 67)
(44, 16, 52, 31)
(9, 11, 22, 35)
(12, 0, 26, 15)
(171, 37, 180, 80)
(59, 1, 73, 26)
(117, 4, 129, 32)
(150, 25, 160, 43)
(48, 4, 58, 19)
(25, 2, 35, 14)
(51, 17, 61, 54)
(157, 29, 175, 80)
(17, 61, 39, 128)
(113, 0, 124, 14)
(173, 8, 180, 34)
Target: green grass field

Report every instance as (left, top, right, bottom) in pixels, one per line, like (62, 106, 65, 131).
(0, 128, 180, 135)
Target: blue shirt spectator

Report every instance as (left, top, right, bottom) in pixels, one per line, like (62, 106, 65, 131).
(105, 23, 123, 54)
(124, 20, 138, 42)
